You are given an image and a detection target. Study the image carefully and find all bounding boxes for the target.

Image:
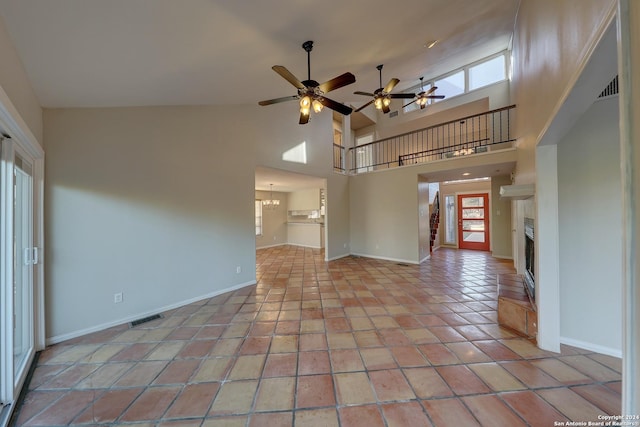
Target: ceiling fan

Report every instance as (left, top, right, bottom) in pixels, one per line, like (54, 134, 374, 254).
(403, 77, 445, 109)
(258, 41, 355, 125)
(353, 64, 415, 114)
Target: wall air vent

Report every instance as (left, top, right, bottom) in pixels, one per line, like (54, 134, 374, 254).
(130, 314, 164, 328)
(598, 75, 618, 98)
(389, 110, 398, 118)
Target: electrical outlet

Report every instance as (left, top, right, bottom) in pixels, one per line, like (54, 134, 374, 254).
(114, 292, 123, 304)
(236, 266, 241, 274)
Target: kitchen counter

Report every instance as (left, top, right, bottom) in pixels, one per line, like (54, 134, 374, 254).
(287, 223, 324, 248)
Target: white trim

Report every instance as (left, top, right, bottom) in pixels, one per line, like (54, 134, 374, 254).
(0, 139, 15, 404)
(536, 144, 561, 353)
(326, 253, 350, 262)
(256, 243, 287, 250)
(46, 280, 256, 345)
(560, 336, 622, 359)
(286, 243, 322, 249)
(492, 254, 513, 260)
(350, 253, 419, 265)
(419, 254, 431, 263)
(0, 87, 41, 158)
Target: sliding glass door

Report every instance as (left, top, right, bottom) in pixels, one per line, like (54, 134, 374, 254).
(13, 152, 34, 389)
(1, 138, 40, 417)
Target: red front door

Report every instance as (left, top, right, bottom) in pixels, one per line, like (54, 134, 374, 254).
(457, 193, 490, 251)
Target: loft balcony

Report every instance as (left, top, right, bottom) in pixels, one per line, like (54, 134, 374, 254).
(334, 104, 516, 174)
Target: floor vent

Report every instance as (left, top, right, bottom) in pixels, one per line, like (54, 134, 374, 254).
(396, 263, 409, 267)
(130, 314, 163, 328)
(598, 75, 618, 98)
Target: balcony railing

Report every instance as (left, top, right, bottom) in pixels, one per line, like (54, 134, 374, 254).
(333, 143, 345, 173)
(343, 105, 516, 174)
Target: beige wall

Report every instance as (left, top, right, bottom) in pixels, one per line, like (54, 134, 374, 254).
(438, 179, 492, 248)
(255, 190, 287, 249)
(511, 0, 617, 184)
(418, 176, 430, 262)
(0, 15, 42, 144)
(349, 149, 517, 263)
(43, 103, 349, 341)
(490, 175, 513, 259)
(374, 98, 491, 140)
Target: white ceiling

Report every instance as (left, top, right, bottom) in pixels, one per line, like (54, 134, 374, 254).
(0, 0, 519, 109)
(0, 1, 519, 191)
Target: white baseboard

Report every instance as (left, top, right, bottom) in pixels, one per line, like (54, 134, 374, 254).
(420, 254, 431, 263)
(46, 280, 257, 346)
(326, 253, 350, 261)
(256, 243, 287, 249)
(560, 336, 622, 358)
(287, 243, 322, 249)
(350, 252, 418, 265)
(492, 254, 514, 260)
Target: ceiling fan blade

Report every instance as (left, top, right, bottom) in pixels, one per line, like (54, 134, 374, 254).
(299, 111, 310, 125)
(403, 99, 418, 108)
(354, 99, 374, 112)
(354, 91, 374, 97)
(382, 104, 391, 114)
(318, 72, 356, 93)
(319, 97, 353, 115)
(383, 78, 400, 94)
(427, 95, 445, 99)
(258, 95, 299, 106)
(425, 86, 438, 96)
(390, 93, 416, 99)
(272, 65, 305, 89)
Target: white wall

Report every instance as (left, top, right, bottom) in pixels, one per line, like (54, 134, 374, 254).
(43, 103, 349, 341)
(0, 15, 42, 145)
(557, 97, 622, 355)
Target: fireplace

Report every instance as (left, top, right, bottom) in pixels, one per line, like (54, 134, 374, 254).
(523, 218, 535, 303)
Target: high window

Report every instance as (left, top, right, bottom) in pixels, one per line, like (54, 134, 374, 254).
(403, 52, 508, 113)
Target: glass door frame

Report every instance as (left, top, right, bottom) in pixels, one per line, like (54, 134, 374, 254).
(457, 192, 491, 251)
(0, 127, 45, 412)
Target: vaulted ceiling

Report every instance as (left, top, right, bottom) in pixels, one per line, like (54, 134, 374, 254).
(0, 0, 519, 109)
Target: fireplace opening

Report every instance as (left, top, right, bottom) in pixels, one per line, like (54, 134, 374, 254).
(524, 218, 535, 304)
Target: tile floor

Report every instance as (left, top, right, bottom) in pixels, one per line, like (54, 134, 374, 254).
(13, 246, 622, 426)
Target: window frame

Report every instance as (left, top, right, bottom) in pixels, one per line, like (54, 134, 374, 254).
(255, 200, 263, 236)
(401, 51, 509, 114)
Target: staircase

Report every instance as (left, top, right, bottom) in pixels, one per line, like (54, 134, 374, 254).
(429, 192, 440, 252)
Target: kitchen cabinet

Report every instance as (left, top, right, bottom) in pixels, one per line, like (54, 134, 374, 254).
(288, 188, 321, 210)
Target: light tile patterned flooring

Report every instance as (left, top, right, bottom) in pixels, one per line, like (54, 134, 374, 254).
(13, 246, 622, 426)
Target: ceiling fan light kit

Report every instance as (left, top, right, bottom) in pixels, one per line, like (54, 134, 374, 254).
(353, 64, 415, 114)
(403, 77, 445, 110)
(259, 42, 445, 123)
(258, 40, 355, 124)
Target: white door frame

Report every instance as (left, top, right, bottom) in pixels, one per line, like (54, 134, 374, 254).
(0, 87, 44, 412)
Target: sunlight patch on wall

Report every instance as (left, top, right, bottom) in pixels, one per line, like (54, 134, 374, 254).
(283, 141, 307, 164)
